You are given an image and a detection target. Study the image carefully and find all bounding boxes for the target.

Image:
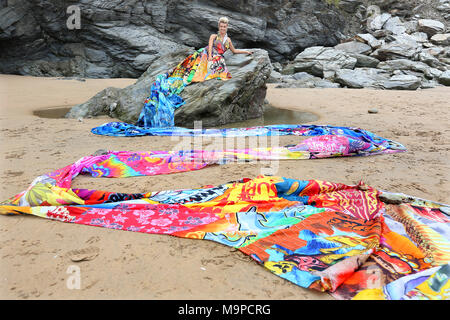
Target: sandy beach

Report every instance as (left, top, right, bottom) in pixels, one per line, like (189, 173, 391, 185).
(0, 74, 449, 299)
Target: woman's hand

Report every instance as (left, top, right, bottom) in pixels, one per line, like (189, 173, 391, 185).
(246, 50, 253, 55)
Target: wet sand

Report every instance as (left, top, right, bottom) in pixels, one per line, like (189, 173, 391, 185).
(0, 74, 449, 299)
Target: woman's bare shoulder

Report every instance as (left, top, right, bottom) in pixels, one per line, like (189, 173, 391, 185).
(209, 34, 218, 39)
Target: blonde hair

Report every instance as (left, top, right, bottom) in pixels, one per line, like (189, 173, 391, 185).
(218, 17, 229, 26)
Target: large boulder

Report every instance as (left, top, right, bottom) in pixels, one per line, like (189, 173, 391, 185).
(65, 48, 272, 127)
(274, 72, 341, 88)
(370, 40, 421, 60)
(292, 46, 357, 79)
(381, 74, 421, 90)
(334, 68, 390, 88)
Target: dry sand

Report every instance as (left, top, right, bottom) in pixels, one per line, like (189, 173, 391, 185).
(0, 74, 449, 299)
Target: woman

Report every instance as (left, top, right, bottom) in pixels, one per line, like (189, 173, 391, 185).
(137, 17, 254, 128)
(171, 16, 253, 84)
(195, 16, 253, 82)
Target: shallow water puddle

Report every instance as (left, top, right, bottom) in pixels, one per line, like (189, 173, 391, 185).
(33, 104, 319, 126)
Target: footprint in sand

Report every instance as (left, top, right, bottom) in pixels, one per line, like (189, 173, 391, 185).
(85, 236, 100, 244)
(5, 151, 25, 159)
(66, 246, 100, 262)
(4, 170, 24, 177)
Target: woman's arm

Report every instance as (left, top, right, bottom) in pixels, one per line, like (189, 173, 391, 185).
(208, 34, 216, 61)
(229, 39, 253, 55)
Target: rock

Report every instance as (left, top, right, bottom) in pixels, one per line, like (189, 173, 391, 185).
(430, 33, 450, 46)
(276, 72, 319, 88)
(438, 70, 450, 85)
(391, 34, 421, 47)
(272, 62, 283, 73)
(356, 33, 383, 49)
(66, 48, 272, 127)
(84, 48, 109, 63)
(132, 54, 158, 71)
(294, 46, 327, 61)
(377, 59, 430, 74)
(348, 53, 380, 68)
(275, 75, 340, 89)
(66, 86, 122, 119)
(439, 57, 450, 65)
(293, 46, 357, 79)
(280, 63, 296, 75)
(393, 69, 424, 78)
(371, 29, 393, 38)
(0, 7, 25, 31)
(417, 51, 447, 70)
(368, 108, 378, 114)
(409, 32, 429, 43)
(293, 62, 325, 77)
(2, 0, 448, 79)
(381, 74, 421, 90)
(403, 20, 418, 34)
(339, 0, 364, 13)
(383, 16, 407, 35)
(334, 68, 390, 89)
(418, 19, 445, 36)
(424, 46, 446, 57)
(268, 70, 283, 83)
(422, 42, 435, 48)
(368, 12, 392, 31)
(423, 67, 443, 80)
(420, 79, 441, 89)
(334, 41, 372, 55)
(370, 41, 421, 60)
(0, 0, 350, 77)
(314, 79, 341, 88)
(292, 72, 316, 81)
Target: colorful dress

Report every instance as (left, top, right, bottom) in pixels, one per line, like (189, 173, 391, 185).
(192, 34, 232, 82)
(135, 34, 232, 129)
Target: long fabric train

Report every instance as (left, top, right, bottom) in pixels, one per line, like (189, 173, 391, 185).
(1, 131, 449, 299)
(1, 173, 449, 300)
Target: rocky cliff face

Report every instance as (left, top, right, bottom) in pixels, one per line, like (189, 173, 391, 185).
(0, 0, 447, 78)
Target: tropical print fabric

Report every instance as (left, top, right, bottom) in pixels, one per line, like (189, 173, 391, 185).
(90, 123, 408, 160)
(1, 149, 448, 299)
(2, 126, 405, 209)
(353, 263, 450, 300)
(131, 34, 231, 128)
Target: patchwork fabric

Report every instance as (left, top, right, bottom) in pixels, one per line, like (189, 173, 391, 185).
(1, 155, 448, 299)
